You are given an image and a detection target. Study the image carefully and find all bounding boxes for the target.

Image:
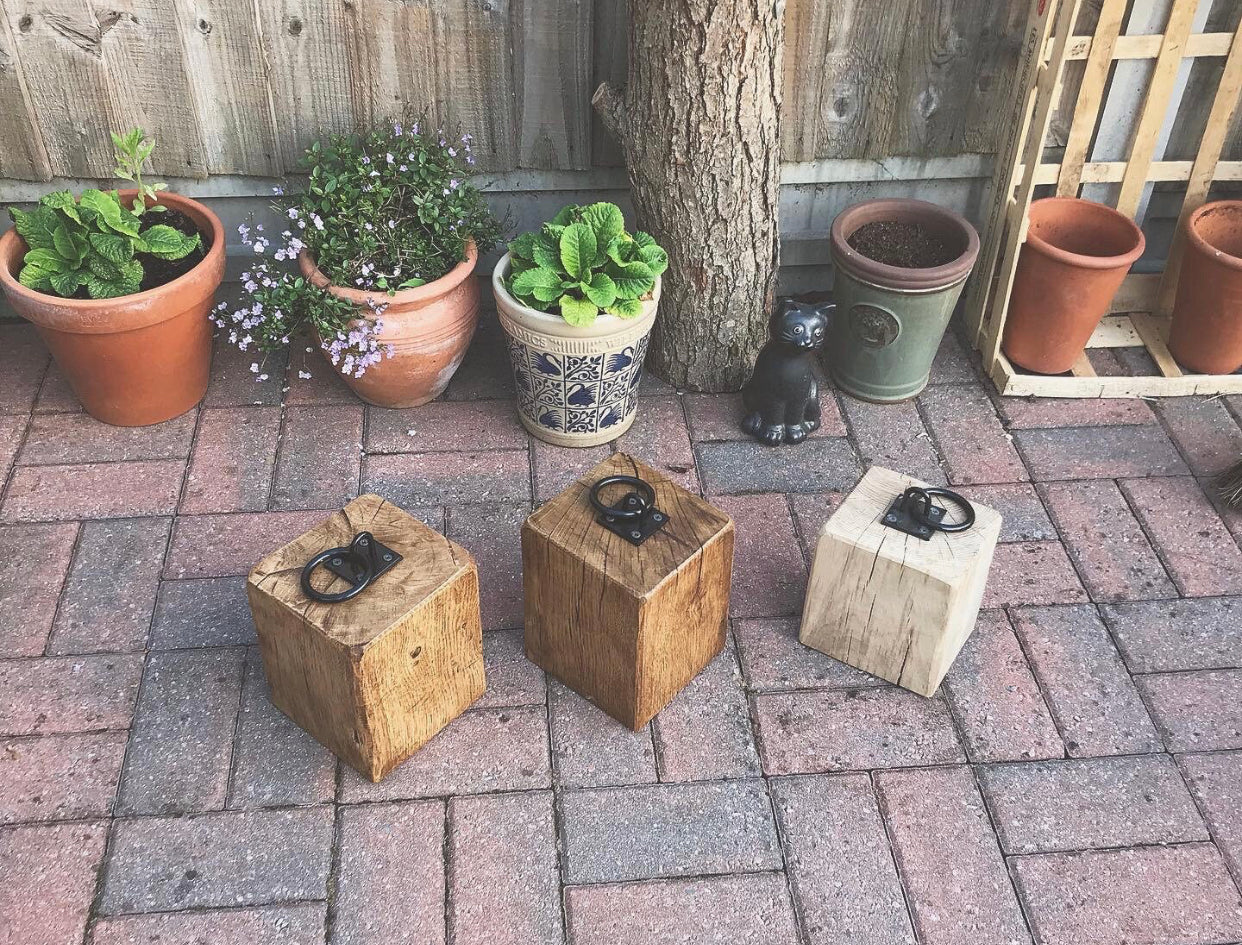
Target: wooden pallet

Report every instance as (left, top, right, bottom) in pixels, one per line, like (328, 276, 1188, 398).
(962, 0, 1242, 398)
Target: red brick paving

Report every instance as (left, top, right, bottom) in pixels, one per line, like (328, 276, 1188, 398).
(1011, 844, 1242, 945)
(0, 319, 1240, 942)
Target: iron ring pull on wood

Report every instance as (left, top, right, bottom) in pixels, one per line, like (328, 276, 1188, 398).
(883, 487, 975, 541)
(300, 531, 403, 603)
(589, 475, 670, 546)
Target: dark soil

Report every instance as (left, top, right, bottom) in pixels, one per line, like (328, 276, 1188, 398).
(137, 207, 207, 291)
(847, 220, 956, 269)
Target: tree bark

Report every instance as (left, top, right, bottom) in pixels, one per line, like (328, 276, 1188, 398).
(593, 0, 784, 392)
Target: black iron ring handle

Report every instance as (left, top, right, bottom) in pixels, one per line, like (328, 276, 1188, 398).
(301, 531, 379, 603)
(903, 486, 975, 533)
(590, 475, 655, 521)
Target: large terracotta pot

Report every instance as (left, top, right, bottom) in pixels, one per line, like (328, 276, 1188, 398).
(492, 253, 660, 448)
(0, 190, 223, 426)
(827, 198, 980, 402)
(1003, 197, 1145, 375)
(1169, 201, 1242, 374)
(299, 241, 479, 407)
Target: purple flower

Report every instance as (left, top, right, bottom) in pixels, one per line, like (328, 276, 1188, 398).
(362, 156, 371, 165)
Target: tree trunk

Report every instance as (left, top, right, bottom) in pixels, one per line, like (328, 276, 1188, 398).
(593, 0, 784, 392)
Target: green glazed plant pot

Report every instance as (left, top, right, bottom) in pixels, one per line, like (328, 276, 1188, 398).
(826, 199, 980, 403)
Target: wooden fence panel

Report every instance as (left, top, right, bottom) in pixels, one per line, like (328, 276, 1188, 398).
(173, 0, 280, 176)
(342, 0, 438, 132)
(0, 0, 1043, 179)
(513, 0, 593, 169)
(257, 0, 354, 171)
(3, 0, 122, 177)
(0, 9, 49, 180)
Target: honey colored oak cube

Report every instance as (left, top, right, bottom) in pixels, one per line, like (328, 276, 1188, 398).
(523, 453, 734, 729)
(799, 466, 1002, 697)
(247, 494, 484, 781)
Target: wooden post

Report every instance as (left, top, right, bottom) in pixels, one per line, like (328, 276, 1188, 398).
(592, 0, 784, 392)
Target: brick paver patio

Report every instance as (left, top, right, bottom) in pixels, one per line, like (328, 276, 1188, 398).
(2, 308, 1242, 945)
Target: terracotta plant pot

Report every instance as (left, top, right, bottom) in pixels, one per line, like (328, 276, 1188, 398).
(299, 241, 480, 407)
(492, 253, 660, 448)
(1003, 197, 1145, 375)
(1169, 201, 1242, 374)
(827, 198, 980, 402)
(0, 190, 223, 426)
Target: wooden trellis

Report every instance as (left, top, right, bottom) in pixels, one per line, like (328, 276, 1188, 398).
(963, 0, 1242, 398)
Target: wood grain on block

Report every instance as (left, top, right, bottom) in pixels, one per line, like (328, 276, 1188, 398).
(247, 494, 484, 782)
(522, 453, 734, 730)
(799, 466, 1001, 697)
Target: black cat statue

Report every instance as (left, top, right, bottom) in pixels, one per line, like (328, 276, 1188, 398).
(741, 299, 834, 446)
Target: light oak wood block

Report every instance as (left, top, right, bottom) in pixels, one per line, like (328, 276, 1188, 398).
(522, 453, 734, 730)
(247, 494, 484, 781)
(799, 467, 1001, 697)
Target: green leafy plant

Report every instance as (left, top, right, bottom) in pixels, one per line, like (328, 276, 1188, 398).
(7, 129, 200, 299)
(505, 203, 668, 326)
(111, 127, 167, 215)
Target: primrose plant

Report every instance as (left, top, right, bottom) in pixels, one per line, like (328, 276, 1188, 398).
(506, 203, 668, 326)
(216, 120, 501, 379)
(7, 128, 201, 299)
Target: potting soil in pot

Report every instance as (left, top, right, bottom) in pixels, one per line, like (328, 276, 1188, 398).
(847, 221, 957, 269)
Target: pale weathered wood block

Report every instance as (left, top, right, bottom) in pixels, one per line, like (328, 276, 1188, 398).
(247, 494, 484, 781)
(799, 467, 1002, 697)
(523, 453, 734, 729)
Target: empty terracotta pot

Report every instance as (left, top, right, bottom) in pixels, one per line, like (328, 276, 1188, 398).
(299, 241, 479, 407)
(1169, 201, 1242, 374)
(0, 190, 223, 426)
(1003, 197, 1145, 374)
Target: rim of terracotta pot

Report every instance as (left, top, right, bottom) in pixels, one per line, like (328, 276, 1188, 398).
(1023, 196, 1146, 271)
(491, 253, 661, 339)
(830, 198, 980, 292)
(298, 239, 478, 306)
(1183, 200, 1242, 273)
(0, 189, 225, 334)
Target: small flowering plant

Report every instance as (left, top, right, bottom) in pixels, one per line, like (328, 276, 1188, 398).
(215, 120, 501, 379)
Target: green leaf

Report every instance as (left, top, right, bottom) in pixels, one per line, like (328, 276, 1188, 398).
(86, 252, 122, 281)
(559, 223, 597, 280)
(41, 190, 82, 224)
(532, 234, 561, 270)
(559, 294, 598, 326)
(10, 207, 58, 250)
(53, 226, 86, 264)
(608, 260, 655, 299)
(86, 276, 140, 300)
(530, 283, 562, 303)
(633, 231, 658, 251)
(511, 267, 562, 297)
(80, 190, 140, 237)
(136, 224, 199, 260)
(639, 244, 669, 275)
(508, 232, 538, 262)
(397, 276, 427, 289)
(89, 230, 134, 264)
(23, 248, 67, 273)
(580, 203, 625, 247)
(49, 270, 82, 297)
(549, 205, 578, 227)
(17, 265, 53, 292)
(581, 272, 617, 309)
(606, 298, 644, 319)
(605, 237, 630, 266)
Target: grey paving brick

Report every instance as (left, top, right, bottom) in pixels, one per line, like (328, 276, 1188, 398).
(100, 807, 334, 914)
(560, 779, 782, 884)
(695, 438, 860, 495)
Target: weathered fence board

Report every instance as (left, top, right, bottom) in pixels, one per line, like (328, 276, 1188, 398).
(4, 0, 1229, 183)
(174, 0, 280, 176)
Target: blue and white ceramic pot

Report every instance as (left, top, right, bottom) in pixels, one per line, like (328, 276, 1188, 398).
(492, 253, 661, 448)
